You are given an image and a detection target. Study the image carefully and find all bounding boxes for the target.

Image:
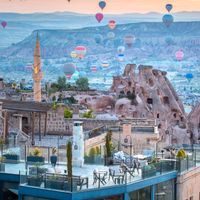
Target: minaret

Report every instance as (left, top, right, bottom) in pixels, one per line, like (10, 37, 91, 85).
(32, 33, 43, 102)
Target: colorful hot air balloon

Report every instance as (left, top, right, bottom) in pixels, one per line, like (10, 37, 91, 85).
(94, 34, 103, 44)
(63, 63, 76, 79)
(166, 4, 173, 12)
(107, 32, 115, 40)
(99, 1, 106, 10)
(162, 14, 174, 27)
(91, 66, 97, 72)
(70, 51, 77, 58)
(117, 54, 125, 62)
(95, 13, 104, 23)
(175, 50, 184, 61)
(1, 21, 7, 28)
(124, 35, 135, 47)
(75, 46, 87, 59)
(108, 20, 116, 30)
(185, 73, 193, 82)
(101, 61, 109, 68)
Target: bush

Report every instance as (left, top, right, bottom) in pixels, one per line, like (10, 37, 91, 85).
(52, 102, 59, 111)
(31, 148, 42, 157)
(64, 108, 73, 119)
(176, 149, 187, 159)
(82, 110, 93, 118)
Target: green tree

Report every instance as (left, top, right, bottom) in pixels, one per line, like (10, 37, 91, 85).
(64, 108, 73, 118)
(105, 130, 113, 158)
(95, 146, 101, 155)
(89, 147, 97, 157)
(66, 141, 72, 177)
(76, 77, 89, 91)
(52, 102, 58, 111)
(57, 76, 67, 91)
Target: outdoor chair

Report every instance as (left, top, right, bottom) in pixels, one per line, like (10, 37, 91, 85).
(93, 170, 107, 186)
(109, 168, 125, 184)
(72, 175, 88, 190)
(120, 162, 135, 178)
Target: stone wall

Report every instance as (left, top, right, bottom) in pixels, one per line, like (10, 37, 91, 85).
(177, 166, 200, 200)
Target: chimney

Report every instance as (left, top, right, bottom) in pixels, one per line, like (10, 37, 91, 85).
(72, 121, 84, 167)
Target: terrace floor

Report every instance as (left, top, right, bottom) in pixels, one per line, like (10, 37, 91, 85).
(4, 161, 142, 190)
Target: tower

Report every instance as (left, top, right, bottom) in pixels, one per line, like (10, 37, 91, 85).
(32, 33, 43, 102)
(72, 121, 84, 167)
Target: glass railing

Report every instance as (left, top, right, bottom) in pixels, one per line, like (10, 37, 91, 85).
(18, 160, 177, 193)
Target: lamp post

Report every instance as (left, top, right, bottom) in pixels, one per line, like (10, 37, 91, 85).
(124, 135, 133, 163)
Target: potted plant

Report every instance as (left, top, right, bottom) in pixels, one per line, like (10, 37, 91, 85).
(45, 174, 68, 191)
(50, 147, 57, 167)
(3, 150, 20, 164)
(27, 174, 43, 187)
(27, 147, 45, 164)
(176, 149, 188, 172)
(142, 164, 156, 179)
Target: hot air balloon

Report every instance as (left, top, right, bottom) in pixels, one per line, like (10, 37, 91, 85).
(95, 13, 104, 23)
(70, 51, 77, 58)
(107, 32, 115, 40)
(75, 46, 87, 59)
(1, 21, 7, 28)
(101, 61, 109, 68)
(91, 66, 97, 73)
(185, 73, 193, 82)
(99, 1, 106, 10)
(117, 46, 125, 54)
(166, 4, 173, 12)
(63, 63, 76, 79)
(162, 14, 174, 27)
(108, 20, 116, 30)
(94, 34, 103, 44)
(124, 35, 135, 47)
(175, 50, 184, 61)
(117, 54, 125, 62)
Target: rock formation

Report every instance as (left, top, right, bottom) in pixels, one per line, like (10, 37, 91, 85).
(111, 64, 190, 145)
(78, 64, 191, 145)
(187, 103, 200, 142)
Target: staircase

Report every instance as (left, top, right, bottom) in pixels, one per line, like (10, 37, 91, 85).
(0, 114, 30, 145)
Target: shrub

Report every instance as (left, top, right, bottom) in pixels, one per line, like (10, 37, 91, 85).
(64, 108, 73, 119)
(31, 148, 42, 157)
(52, 102, 58, 111)
(82, 110, 93, 118)
(176, 149, 187, 159)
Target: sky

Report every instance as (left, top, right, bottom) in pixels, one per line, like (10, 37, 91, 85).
(0, 0, 200, 14)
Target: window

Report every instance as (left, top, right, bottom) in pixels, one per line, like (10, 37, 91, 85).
(147, 98, 153, 104)
(163, 96, 169, 104)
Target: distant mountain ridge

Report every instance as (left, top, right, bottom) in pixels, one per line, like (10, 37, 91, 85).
(0, 11, 199, 48)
